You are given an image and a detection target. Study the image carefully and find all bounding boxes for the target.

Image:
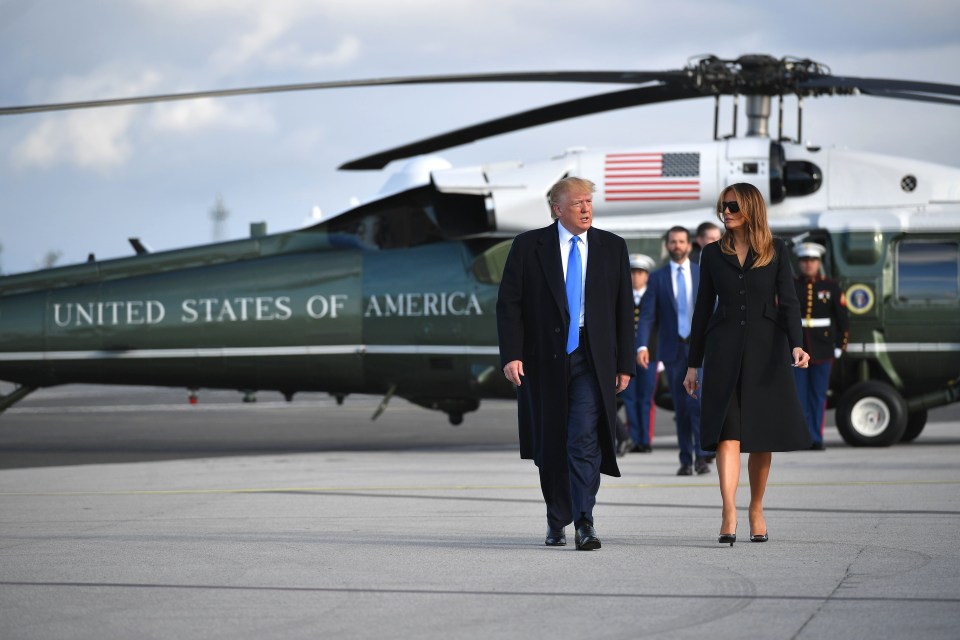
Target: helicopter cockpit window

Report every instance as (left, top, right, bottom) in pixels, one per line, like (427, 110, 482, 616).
(895, 240, 959, 303)
(784, 161, 823, 197)
(471, 240, 513, 284)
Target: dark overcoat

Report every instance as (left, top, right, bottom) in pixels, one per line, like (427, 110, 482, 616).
(687, 238, 811, 452)
(496, 221, 635, 477)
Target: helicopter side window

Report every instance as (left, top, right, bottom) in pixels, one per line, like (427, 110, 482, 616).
(895, 240, 959, 303)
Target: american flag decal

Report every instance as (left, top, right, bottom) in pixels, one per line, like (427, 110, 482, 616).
(604, 152, 700, 201)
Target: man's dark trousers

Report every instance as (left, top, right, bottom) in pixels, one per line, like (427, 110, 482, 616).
(623, 362, 656, 446)
(665, 343, 707, 466)
(539, 338, 602, 530)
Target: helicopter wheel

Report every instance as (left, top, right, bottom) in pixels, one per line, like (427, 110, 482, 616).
(835, 381, 907, 447)
(900, 409, 928, 443)
(448, 412, 463, 426)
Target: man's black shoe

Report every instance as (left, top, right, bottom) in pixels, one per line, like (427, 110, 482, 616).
(809, 442, 826, 451)
(703, 454, 716, 463)
(631, 444, 652, 453)
(695, 458, 711, 475)
(574, 524, 601, 550)
(677, 464, 693, 476)
(545, 527, 566, 546)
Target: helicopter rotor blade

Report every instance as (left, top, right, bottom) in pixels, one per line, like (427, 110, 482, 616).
(856, 89, 960, 107)
(799, 75, 960, 99)
(0, 71, 684, 117)
(339, 83, 704, 170)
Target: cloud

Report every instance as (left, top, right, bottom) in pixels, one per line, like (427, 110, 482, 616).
(150, 98, 277, 133)
(261, 35, 362, 70)
(12, 108, 136, 170)
(10, 68, 162, 170)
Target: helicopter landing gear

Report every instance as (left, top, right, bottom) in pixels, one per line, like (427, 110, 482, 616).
(447, 412, 463, 426)
(900, 409, 928, 443)
(334, 394, 345, 405)
(371, 384, 397, 420)
(0, 384, 37, 415)
(188, 388, 199, 405)
(835, 381, 907, 447)
(282, 391, 295, 402)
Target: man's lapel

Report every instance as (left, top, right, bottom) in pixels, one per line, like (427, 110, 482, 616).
(664, 266, 678, 314)
(537, 222, 567, 317)
(584, 227, 603, 309)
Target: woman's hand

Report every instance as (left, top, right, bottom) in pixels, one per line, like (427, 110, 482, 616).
(792, 347, 810, 369)
(682, 367, 699, 398)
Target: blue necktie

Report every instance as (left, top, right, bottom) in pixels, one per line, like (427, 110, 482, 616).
(677, 265, 689, 339)
(566, 237, 582, 354)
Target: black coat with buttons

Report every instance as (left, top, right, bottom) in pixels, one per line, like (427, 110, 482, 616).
(497, 221, 635, 477)
(687, 238, 811, 452)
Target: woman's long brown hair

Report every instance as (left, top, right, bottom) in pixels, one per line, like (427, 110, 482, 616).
(715, 182, 774, 268)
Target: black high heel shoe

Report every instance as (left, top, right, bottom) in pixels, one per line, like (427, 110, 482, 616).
(718, 525, 736, 546)
(750, 532, 768, 543)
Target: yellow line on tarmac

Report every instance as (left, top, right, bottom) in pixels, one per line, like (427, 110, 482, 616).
(0, 479, 958, 498)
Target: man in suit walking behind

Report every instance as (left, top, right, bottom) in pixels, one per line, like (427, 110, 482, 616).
(497, 177, 635, 550)
(636, 226, 712, 476)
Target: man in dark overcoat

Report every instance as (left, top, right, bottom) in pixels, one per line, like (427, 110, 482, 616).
(496, 176, 634, 550)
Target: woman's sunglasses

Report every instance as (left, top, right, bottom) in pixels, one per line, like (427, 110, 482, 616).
(720, 201, 740, 214)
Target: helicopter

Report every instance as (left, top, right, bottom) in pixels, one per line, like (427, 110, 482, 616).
(0, 54, 958, 445)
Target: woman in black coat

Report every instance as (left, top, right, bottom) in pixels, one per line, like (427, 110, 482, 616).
(683, 182, 811, 545)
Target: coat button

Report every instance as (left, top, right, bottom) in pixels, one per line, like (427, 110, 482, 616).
(553, 354, 558, 359)
(740, 305, 746, 310)
(555, 327, 561, 333)
(738, 274, 744, 279)
(740, 320, 746, 326)
(739, 290, 745, 295)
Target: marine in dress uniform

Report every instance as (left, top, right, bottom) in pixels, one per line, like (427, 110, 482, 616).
(621, 254, 658, 452)
(792, 242, 850, 450)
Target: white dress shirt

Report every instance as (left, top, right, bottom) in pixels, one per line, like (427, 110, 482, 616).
(633, 286, 647, 307)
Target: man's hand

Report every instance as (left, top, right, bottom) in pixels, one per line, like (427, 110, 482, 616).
(616, 373, 631, 394)
(637, 349, 650, 369)
(503, 360, 524, 386)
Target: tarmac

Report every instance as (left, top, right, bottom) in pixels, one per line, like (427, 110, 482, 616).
(1, 386, 959, 639)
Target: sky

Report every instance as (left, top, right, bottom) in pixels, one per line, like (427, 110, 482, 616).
(1, 0, 959, 275)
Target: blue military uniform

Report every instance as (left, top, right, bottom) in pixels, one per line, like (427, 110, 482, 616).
(621, 254, 658, 451)
(792, 243, 849, 449)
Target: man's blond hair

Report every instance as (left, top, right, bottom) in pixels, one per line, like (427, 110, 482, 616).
(548, 177, 596, 219)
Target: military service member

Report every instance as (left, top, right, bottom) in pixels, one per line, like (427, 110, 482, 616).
(621, 253, 658, 453)
(793, 242, 850, 450)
